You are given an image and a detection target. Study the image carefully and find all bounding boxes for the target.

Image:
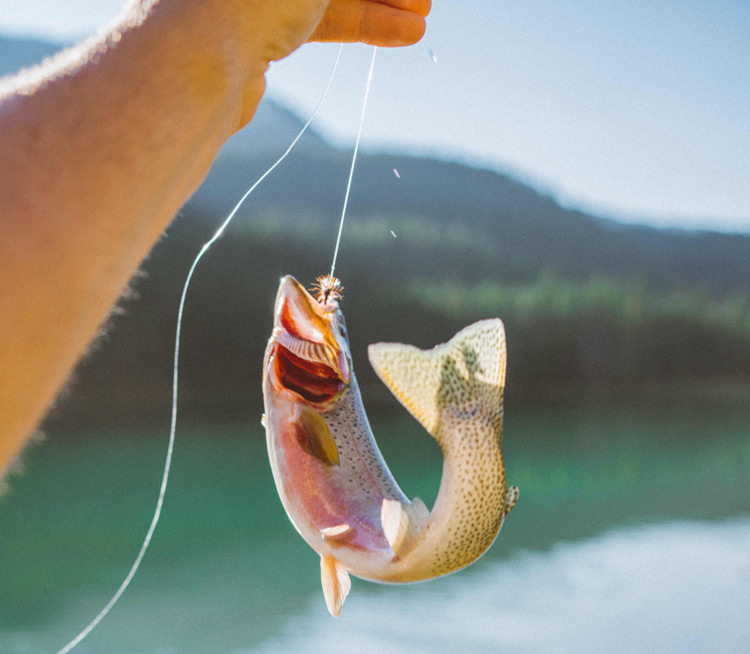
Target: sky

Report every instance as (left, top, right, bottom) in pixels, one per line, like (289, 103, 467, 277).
(2, 0, 749, 232)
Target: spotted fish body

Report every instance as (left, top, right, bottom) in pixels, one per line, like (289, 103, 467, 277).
(262, 276, 518, 616)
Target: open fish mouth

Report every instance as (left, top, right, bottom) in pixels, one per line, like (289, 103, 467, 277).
(270, 275, 349, 404)
(273, 334, 346, 404)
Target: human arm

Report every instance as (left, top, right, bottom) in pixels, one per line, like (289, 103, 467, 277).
(0, 0, 430, 472)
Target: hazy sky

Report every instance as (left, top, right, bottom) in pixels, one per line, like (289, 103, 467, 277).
(2, 0, 749, 232)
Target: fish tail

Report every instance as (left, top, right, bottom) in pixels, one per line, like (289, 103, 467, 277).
(367, 319, 506, 449)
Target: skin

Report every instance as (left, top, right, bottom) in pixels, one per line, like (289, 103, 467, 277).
(0, 0, 430, 474)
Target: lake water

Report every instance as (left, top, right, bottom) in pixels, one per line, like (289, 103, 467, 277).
(1, 401, 749, 653)
(255, 518, 750, 654)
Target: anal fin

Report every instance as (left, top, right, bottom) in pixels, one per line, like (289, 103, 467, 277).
(320, 554, 351, 617)
(381, 497, 430, 558)
(504, 485, 519, 518)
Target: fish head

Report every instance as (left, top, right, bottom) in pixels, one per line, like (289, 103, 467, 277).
(266, 275, 351, 406)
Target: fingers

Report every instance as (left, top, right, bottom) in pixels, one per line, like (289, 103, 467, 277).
(309, 0, 430, 47)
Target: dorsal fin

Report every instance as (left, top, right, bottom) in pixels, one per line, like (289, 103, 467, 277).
(320, 555, 351, 617)
(368, 319, 506, 445)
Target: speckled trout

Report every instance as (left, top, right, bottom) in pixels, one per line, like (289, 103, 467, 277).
(262, 275, 518, 616)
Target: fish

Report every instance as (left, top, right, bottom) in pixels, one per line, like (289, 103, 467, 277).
(262, 275, 518, 617)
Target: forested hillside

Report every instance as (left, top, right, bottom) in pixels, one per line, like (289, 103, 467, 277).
(3, 34, 749, 429)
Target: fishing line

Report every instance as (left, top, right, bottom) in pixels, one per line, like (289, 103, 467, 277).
(55, 44, 344, 654)
(329, 45, 378, 280)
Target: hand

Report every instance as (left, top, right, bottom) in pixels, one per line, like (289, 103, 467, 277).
(309, 0, 431, 48)
(224, 0, 430, 69)
(193, 0, 430, 127)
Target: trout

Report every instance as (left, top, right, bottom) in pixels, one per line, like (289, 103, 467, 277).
(262, 275, 518, 616)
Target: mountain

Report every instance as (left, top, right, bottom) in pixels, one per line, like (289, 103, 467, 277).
(191, 148, 750, 294)
(2, 33, 749, 427)
(0, 34, 62, 77)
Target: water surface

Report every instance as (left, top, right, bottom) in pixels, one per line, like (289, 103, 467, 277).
(1, 401, 748, 652)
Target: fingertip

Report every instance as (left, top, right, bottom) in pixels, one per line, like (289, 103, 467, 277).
(364, 9, 427, 48)
(397, 13, 427, 46)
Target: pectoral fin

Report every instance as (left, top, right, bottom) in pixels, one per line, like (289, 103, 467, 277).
(381, 497, 430, 558)
(292, 405, 339, 466)
(320, 555, 351, 617)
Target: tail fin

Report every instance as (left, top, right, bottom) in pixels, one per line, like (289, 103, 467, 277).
(368, 319, 506, 447)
